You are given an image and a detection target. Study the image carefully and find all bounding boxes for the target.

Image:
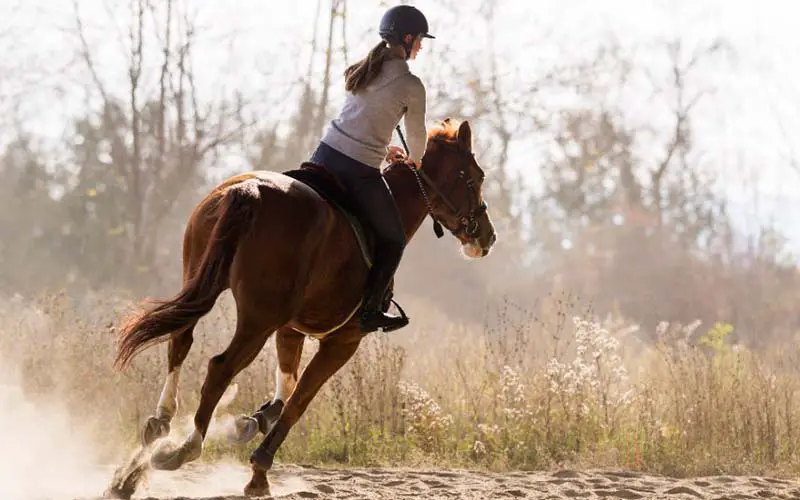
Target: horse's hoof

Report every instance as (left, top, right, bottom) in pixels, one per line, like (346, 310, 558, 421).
(150, 433, 202, 471)
(227, 415, 260, 445)
(150, 440, 182, 471)
(142, 416, 170, 446)
(103, 485, 133, 500)
(244, 467, 270, 497)
(243, 479, 270, 497)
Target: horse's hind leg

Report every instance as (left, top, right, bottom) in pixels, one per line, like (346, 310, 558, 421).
(142, 220, 205, 446)
(107, 321, 198, 499)
(229, 326, 305, 444)
(150, 309, 282, 471)
(142, 324, 196, 446)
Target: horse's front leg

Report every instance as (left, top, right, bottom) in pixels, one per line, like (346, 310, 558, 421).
(244, 327, 363, 497)
(228, 326, 306, 445)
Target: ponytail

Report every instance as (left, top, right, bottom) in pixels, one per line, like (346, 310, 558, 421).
(344, 41, 390, 93)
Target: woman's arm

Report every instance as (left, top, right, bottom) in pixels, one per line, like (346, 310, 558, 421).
(404, 76, 428, 165)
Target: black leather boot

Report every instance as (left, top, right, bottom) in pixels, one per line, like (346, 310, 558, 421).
(358, 258, 408, 333)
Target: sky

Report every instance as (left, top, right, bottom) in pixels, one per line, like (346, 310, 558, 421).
(3, 0, 800, 250)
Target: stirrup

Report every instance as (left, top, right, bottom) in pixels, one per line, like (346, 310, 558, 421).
(359, 299, 409, 333)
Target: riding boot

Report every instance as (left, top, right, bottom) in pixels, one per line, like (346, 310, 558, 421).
(358, 250, 408, 333)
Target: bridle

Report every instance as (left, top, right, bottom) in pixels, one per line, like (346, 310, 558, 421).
(395, 125, 487, 240)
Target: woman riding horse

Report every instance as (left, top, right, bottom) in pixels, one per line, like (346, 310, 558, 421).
(311, 4, 435, 334)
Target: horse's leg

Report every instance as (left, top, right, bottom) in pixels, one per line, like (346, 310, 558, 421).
(245, 326, 362, 496)
(229, 326, 305, 444)
(142, 324, 196, 445)
(273, 327, 306, 406)
(142, 218, 206, 446)
(150, 310, 282, 471)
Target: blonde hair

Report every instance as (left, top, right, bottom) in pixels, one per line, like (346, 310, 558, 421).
(344, 41, 391, 93)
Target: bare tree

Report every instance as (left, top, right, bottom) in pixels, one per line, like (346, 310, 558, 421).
(648, 38, 728, 228)
(70, 0, 255, 287)
(247, 0, 349, 174)
(776, 108, 800, 179)
(312, 0, 349, 145)
(0, 1, 55, 137)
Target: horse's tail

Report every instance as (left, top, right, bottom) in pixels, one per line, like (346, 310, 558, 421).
(113, 180, 262, 370)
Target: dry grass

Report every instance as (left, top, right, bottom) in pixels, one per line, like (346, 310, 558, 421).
(2, 288, 800, 478)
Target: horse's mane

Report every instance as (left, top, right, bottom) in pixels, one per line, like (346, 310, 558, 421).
(385, 119, 461, 172)
(426, 118, 460, 144)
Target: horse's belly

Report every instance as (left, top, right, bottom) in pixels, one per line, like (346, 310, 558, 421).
(288, 236, 367, 339)
(289, 286, 363, 338)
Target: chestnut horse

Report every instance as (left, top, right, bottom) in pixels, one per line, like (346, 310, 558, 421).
(110, 118, 496, 497)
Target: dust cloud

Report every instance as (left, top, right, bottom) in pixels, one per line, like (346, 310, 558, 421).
(0, 364, 109, 499)
(0, 366, 309, 500)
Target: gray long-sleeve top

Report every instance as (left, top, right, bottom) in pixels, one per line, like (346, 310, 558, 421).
(320, 58, 427, 169)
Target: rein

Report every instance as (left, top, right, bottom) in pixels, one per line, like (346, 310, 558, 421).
(394, 125, 486, 240)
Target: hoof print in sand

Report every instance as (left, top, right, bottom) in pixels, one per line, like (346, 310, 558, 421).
(594, 489, 643, 499)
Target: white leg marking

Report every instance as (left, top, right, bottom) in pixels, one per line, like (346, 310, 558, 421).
(156, 369, 181, 420)
(274, 365, 297, 403)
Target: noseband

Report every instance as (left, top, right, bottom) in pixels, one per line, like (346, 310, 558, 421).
(396, 125, 487, 240)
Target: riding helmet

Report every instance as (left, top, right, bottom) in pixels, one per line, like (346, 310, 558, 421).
(379, 5, 435, 45)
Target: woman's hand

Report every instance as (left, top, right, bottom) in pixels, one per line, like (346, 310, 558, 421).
(385, 145, 407, 163)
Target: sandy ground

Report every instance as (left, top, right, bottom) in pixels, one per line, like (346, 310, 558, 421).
(67, 462, 800, 500)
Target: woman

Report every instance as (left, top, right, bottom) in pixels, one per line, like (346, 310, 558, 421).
(309, 4, 434, 333)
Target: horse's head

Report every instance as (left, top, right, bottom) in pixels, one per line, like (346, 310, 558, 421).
(415, 118, 497, 258)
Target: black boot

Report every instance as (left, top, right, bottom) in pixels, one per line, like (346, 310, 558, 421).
(358, 257, 408, 333)
(359, 297, 408, 333)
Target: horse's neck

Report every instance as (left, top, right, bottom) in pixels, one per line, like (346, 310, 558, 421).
(384, 163, 429, 242)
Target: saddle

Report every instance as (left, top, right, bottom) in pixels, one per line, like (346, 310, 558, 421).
(282, 162, 396, 313)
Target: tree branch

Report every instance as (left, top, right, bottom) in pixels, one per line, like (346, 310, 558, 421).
(72, 0, 111, 105)
(128, 0, 145, 261)
(313, 0, 339, 141)
(157, 0, 173, 172)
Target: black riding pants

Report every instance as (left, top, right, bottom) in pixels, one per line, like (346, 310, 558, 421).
(310, 142, 406, 304)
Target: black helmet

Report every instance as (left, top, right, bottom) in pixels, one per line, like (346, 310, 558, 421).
(379, 5, 435, 46)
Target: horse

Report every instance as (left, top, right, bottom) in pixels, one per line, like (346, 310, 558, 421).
(109, 118, 497, 497)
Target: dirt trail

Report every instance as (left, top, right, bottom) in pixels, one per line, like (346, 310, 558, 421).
(75, 462, 800, 500)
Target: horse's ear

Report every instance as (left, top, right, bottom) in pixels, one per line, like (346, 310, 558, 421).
(457, 120, 472, 151)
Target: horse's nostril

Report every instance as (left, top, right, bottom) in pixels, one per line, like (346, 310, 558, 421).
(489, 232, 497, 246)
